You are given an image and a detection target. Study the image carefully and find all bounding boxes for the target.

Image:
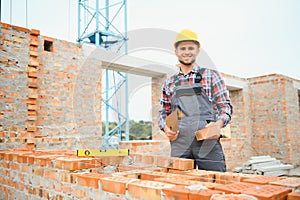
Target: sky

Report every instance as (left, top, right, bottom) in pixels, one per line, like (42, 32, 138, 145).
(1, 0, 300, 121)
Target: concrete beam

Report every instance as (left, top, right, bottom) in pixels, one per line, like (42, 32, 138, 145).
(83, 44, 248, 90)
(224, 76, 247, 91)
(82, 45, 175, 78)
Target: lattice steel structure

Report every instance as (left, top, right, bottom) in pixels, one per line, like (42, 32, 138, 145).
(78, 0, 129, 149)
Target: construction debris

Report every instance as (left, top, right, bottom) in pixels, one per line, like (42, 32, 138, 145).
(233, 155, 294, 176)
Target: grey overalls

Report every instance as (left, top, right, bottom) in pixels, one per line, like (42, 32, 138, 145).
(170, 68, 226, 172)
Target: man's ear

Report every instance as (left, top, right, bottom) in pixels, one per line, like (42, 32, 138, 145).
(196, 47, 200, 55)
(175, 48, 179, 57)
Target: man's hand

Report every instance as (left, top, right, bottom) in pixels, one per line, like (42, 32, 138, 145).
(205, 120, 223, 139)
(194, 119, 224, 140)
(163, 125, 179, 141)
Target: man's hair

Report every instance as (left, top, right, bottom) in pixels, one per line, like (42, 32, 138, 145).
(174, 40, 200, 48)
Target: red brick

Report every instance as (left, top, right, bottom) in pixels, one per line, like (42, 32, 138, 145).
(214, 182, 258, 194)
(27, 66, 37, 72)
(73, 172, 109, 189)
(127, 180, 175, 200)
(55, 157, 93, 170)
(156, 155, 173, 168)
(11, 163, 19, 171)
(100, 156, 125, 166)
(72, 188, 88, 199)
(141, 154, 156, 165)
(59, 172, 74, 183)
(29, 60, 39, 67)
(21, 164, 29, 173)
(117, 164, 151, 172)
(194, 126, 220, 140)
(243, 185, 292, 200)
(100, 176, 138, 195)
(17, 152, 33, 163)
(44, 169, 58, 181)
(3, 98, 14, 103)
(185, 169, 216, 183)
(189, 188, 222, 200)
(288, 192, 300, 200)
(30, 29, 40, 36)
(62, 185, 72, 194)
(28, 104, 38, 110)
(270, 177, 300, 190)
(30, 39, 39, 47)
(172, 158, 194, 170)
(33, 167, 44, 177)
(0, 57, 9, 63)
(28, 115, 37, 121)
(242, 175, 283, 185)
(154, 177, 221, 189)
(211, 194, 259, 200)
(28, 78, 38, 88)
(27, 125, 37, 132)
(141, 171, 170, 181)
(29, 50, 39, 57)
(0, 22, 11, 29)
(43, 36, 55, 42)
(28, 94, 38, 99)
(162, 185, 189, 199)
(12, 25, 30, 33)
(35, 155, 59, 167)
(215, 172, 246, 184)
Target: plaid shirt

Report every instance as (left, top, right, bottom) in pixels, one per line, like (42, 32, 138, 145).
(158, 65, 232, 130)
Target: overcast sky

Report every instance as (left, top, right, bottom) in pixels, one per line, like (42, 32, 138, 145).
(2, 0, 299, 79)
(1, 0, 300, 121)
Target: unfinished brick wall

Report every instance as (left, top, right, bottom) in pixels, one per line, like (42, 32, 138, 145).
(224, 77, 253, 169)
(1, 23, 300, 170)
(249, 74, 300, 165)
(1, 149, 299, 200)
(0, 22, 103, 150)
(151, 75, 167, 140)
(0, 23, 33, 149)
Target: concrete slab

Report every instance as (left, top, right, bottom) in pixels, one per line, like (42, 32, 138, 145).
(288, 166, 300, 177)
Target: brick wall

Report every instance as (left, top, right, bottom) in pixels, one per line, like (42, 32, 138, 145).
(226, 84, 253, 168)
(151, 75, 166, 141)
(1, 149, 299, 200)
(0, 22, 102, 150)
(0, 23, 32, 149)
(249, 74, 300, 165)
(1, 23, 299, 170)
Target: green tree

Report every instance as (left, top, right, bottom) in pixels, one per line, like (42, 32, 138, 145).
(102, 120, 152, 140)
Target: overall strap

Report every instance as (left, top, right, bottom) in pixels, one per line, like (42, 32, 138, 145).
(175, 67, 207, 86)
(195, 67, 206, 83)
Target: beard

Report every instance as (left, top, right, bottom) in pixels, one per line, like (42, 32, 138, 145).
(178, 59, 196, 66)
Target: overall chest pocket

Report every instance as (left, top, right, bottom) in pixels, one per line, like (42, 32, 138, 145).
(174, 86, 203, 117)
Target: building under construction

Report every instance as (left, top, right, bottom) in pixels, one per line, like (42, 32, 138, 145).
(1, 21, 300, 199)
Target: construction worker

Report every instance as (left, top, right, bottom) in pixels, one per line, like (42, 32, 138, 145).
(158, 29, 233, 172)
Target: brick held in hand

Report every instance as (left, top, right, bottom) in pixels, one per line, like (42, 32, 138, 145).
(194, 126, 219, 141)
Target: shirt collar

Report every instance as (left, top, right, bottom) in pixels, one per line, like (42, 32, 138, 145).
(177, 64, 200, 75)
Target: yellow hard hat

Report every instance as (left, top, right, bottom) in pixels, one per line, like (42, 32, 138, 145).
(174, 29, 200, 47)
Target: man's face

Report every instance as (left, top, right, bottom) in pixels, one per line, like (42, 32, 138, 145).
(175, 41, 200, 66)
